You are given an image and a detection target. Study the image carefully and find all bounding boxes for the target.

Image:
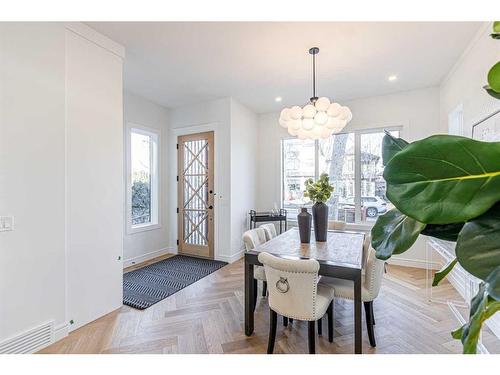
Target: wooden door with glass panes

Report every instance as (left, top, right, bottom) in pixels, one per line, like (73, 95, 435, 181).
(177, 132, 214, 258)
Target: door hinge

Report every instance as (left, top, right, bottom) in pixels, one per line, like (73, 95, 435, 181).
(176, 207, 179, 214)
(176, 239, 179, 245)
(176, 175, 179, 182)
(176, 143, 179, 150)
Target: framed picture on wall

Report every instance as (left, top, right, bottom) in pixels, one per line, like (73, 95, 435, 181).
(472, 109, 500, 141)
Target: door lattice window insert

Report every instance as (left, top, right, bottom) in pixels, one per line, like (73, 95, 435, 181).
(182, 139, 210, 246)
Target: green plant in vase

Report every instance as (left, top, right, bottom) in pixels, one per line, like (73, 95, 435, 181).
(304, 173, 334, 242)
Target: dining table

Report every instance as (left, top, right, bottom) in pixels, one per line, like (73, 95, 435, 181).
(244, 227, 366, 354)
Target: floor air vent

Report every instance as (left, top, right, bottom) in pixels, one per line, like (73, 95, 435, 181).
(0, 321, 54, 354)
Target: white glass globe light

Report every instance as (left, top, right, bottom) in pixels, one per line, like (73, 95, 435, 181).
(302, 104, 316, 119)
(339, 106, 351, 121)
(279, 118, 288, 128)
(326, 117, 341, 130)
(315, 97, 330, 112)
(297, 128, 309, 140)
(312, 125, 323, 138)
(288, 127, 299, 136)
(302, 118, 314, 130)
(290, 106, 303, 120)
(320, 126, 333, 139)
(314, 111, 328, 125)
(344, 107, 353, 122)
(327, 102, 341, 117)
(280, 108, 291, 121)
(289, 119, 302, 130)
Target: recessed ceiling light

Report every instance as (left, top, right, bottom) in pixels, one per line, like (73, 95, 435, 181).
(388, 75, 397, 82)
(275, 96, 283, 102)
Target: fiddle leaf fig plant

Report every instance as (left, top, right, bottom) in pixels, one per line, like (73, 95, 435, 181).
(371, 131, 500, 354)
(304, 173, 334, 203)
(484, 21, 500, 98)
(371, 21, 500, 354)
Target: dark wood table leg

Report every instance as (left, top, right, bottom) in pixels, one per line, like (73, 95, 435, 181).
(354, 271, 362, 354)
(245, 256, 255, 336)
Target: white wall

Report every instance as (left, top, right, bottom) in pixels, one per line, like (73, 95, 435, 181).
(0, 23, 124, 347)
(123, 91, 170, 266)
(256, 87, 442, 267)
(168, 97, 258, 262)
(0, 23, 67, 341)
(440, 22, 500, 136)
(230, 99, 258, 258)
(168, 98, 232, 261)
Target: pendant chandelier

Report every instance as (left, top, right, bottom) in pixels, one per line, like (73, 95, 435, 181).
(279, 47, 352, 140)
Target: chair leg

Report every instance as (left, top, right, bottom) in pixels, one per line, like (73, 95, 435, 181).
(253, 279, 258, 312)
(308, 321, 316, 354)
(262, 281, 267, 297)
(371, 303, 375, 325)
(364, 301, 376, 347)
(267, 309, 278, 354)
(283, 316, 288, 327)
(327, 301, 334, 343)
(317, 317, 322, 336)
(289, 318, 293, 324)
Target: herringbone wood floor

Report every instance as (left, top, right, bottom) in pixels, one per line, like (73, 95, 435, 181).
(39, 257, 500, 354)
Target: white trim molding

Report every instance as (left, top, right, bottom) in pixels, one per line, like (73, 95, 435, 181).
(388, 256, 441, 270)
(217, 249, 245, 264)
(126, 123, 162, 235)
(65, 23, 125, 59)
(123, 247, 176, 269)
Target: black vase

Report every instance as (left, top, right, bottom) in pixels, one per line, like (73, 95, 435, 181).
(297, 207, 312, 243)
(312, 202, 328, 242)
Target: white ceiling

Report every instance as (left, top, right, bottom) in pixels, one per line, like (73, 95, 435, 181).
(87, 22, 482, 114)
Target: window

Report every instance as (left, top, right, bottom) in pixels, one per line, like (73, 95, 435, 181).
(128, 126, 160, 232)
(282, 127, 401, 226)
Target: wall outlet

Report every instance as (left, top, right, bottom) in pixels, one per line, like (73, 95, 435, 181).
(0, 216, 13, 232)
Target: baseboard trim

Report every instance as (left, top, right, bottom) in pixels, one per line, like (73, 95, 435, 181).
(53, 322, 68, 342)
(388, 256, 441, 270)
(217, 250, 244, 264)
(123, 247, 175, 268)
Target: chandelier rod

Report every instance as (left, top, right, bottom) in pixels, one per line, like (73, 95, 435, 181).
(309, 47, 320, 103)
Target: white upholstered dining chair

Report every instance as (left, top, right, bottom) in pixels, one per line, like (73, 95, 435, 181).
(259, 223, 277, 241)
(258, 252, 335, 354)
(319, 244, 385, 347)
(242, 228, 268, 304)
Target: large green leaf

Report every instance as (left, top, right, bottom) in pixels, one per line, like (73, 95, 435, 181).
(456, 203, 500, 280)
(452, 284, 500, 354)
(433, 258, 457, 286)
(384, 135, 500, 224)
(484, 85, 500, 99)
(382, 132, 409, 166)
(371, 208, 426, 260)
(488, 61, 500, 93)
(492, 21, 500, 39)
(421, 223, 464, 242)
(485, 266, 500, 301)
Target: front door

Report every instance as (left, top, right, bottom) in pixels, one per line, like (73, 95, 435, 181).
(177, 131, 214, 258)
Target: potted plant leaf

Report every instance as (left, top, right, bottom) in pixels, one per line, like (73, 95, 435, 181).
(304, 173, 334, 241)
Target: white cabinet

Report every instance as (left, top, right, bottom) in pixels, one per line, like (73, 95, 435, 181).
(427, 238, 500, 352)
(65, 26, 124, 331)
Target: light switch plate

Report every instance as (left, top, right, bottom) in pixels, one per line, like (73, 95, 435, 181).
(0, 216, 14, 232)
